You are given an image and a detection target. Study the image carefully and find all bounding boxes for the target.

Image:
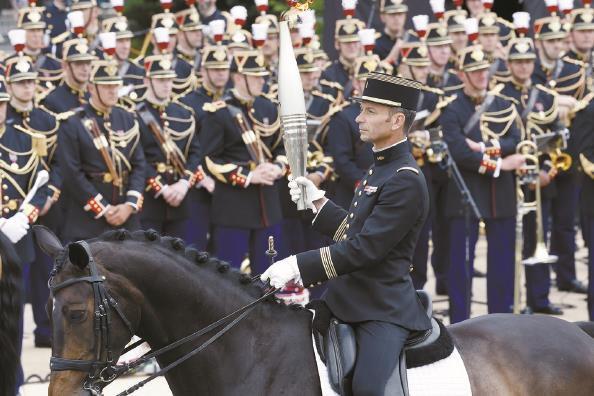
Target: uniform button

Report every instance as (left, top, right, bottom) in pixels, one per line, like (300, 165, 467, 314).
(363, 180, 367, 185)
(354, 202, 358, 207)
(345, 224, 350, 230)
(349, 213, 354, 218)
(164, 121, 169, 126)
(2, 184, 6, 189)
(3, 196, 8, 201)
(369, 169, 373, 175)
(3, 208, 8, 213)
(25, 117, 30, 122)
(358, 191, 362, 196)
(342, 235, 347, 240)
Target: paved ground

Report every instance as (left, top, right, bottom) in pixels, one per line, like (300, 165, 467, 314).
(19, 232, 591, 395)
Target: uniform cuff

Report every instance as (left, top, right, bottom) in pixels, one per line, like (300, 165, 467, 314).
(126, 190, 144, 212)
(84, 194, 110, 219)
(20, 203, 40, 224)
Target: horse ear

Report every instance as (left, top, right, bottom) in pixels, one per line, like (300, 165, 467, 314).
(33, 225, 63, 259)
(68, 242, 90, 270)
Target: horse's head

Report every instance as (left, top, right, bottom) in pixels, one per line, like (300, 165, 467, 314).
(34, 226, 142, 396)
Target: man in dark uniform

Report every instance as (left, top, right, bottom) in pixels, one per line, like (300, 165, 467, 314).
(58, 57, 146, 242)
(476, 12, 510, 84)
(575, 101, 594, 320)
(200, 49, 285, 273)
(444, 9, 468, 70)
(197, 0, 225, 26)
(44, 0, 68, 42)
(565, 7, 594, 91)
(136, 53, 204, 239)
(0, 75, 48, 388)
(262, 73, 432, 396)
(5, 55, 60, 347)
(178, 45, 228, 250)
(399, 40, 452, 294)
(12, 7, 63, 93)
(533, 15, 589, 294)
(440, 44, 525, 323)
(320, 16, 364, 99)
(150, 12, 195, 97)
(101, 16, 145, 93)
(42, 38, 95, 113)
(501, 36, 564, 315)
(175, 7, 204, 73)
(425, 22, 464, 94)
(375, 0, 408, 61)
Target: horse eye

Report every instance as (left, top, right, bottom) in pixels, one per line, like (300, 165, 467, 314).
(68, 309, 87, 323)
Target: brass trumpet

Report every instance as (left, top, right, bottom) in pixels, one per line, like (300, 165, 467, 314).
(513, 140, 558, 314)
(549, 148, 572, 172)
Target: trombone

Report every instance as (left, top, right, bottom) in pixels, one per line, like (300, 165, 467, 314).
(513, 140, 558, 314)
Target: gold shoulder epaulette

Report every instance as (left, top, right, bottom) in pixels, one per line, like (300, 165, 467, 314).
(312, 90, 337, 103)
(421, 85, 445, 95)
(436, 94, 457, 109)
(320, 79, 344, 91)
(55, 110, 76, 121)
(562, 56, 586, 67)
(203, 100, 227, 113)
(51, 30, 70, 45)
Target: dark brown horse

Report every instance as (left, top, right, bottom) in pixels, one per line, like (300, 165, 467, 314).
(35, 227, 594, 396)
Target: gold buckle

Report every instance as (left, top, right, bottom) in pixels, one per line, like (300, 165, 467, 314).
(157, 163, 167, 173)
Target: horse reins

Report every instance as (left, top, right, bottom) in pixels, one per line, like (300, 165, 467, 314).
(49, 241, 277, 395)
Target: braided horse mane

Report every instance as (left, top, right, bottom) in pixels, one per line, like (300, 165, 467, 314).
(0, 233, 22, 395)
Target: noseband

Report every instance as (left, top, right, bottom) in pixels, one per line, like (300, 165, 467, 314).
(49, 241, 135, 395)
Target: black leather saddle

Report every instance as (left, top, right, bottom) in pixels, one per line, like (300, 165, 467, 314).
(313, 290, 440, 396)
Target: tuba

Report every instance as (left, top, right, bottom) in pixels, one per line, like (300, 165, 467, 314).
(513, 140, 558, 314)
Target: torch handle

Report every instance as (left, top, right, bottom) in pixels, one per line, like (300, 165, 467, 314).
(297, 184, 308, 211)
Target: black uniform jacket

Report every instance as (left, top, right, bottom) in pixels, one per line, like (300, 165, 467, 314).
(440, 89, 522, 219)
(0, 123, 47, 263)
(576, 101, 594, 217)
(297, 140, 432, 331)
(138, 99, 201, 222)
(200, 92, 284, 229)
(41, 81, 89, 113)
(58, 103, 146, 241)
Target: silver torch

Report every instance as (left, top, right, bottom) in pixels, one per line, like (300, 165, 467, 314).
(278, 17, 309, 210)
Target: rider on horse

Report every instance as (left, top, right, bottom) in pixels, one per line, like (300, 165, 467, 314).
(262, 72, 432, 396)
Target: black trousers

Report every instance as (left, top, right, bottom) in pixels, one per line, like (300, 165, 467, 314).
(352, 321, 410, 396)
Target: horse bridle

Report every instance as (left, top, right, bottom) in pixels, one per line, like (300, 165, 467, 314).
(47, 240, 279, 396)
(48, 241, 135, 395)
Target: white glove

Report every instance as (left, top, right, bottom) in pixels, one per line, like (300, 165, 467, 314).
(260, 255, 302, 289)
(0, 212, 30, 243)
(288, 176, 326, 213)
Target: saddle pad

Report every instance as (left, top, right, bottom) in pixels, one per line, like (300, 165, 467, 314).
(312, 337, 472, 396)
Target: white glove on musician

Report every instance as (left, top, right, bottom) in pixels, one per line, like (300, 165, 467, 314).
(288, 175, 326, 213)
(260, 255, 302, 289)
(0, 212, 30, 243)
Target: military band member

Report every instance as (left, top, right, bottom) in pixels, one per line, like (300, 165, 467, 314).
(320, 16, 364, 99)
(533, 15, 589, 294)
(0, 76, 47, 388)
(440, 44, 524, 323)
(444, 9, 469, 67)
(101, 16, 145, 91)
(151, 12, 194, 96)
(425, 22, 464, 93)
(50, 0, 99, 58)
(41, 38, 95, 113)
(565, 7, 594, 90)
(262, 73, 432, 396)
(399, 41, 451, 294)
(477, 12, 510, 83)
(4, 54, 62, 347)
(200, 50, 285, 273)
(502, 37, 564, 315)
(175, 7, 204, 71)
(178, 46, 229, 250)
(44, 0, 68, 41)
(197, 0, 226, 26)
(255, 14, 280, 74)
(11, 8, 63, 92)
(58, 58, 146, 242)
(136, 53, 204, 239)
(375, 0, 408, 61)
(574, 99, 594, 320)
